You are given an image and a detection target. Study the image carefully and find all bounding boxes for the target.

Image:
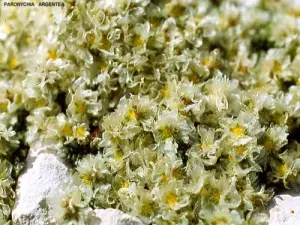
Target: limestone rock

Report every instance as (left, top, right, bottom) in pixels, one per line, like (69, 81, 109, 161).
(12, 152, 71, 225)
(94, 208, 144, 225)
(269, 193, 300, 225)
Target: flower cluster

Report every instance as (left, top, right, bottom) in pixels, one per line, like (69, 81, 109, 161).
(2, 0, 300, 224)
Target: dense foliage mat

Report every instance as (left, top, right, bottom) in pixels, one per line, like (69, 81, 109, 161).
(1, 0, 300, 224)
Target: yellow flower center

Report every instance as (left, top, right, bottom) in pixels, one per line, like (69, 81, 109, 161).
(166, 192, 177, 206)
(201, 142, 210, 149)
(161, 175, 168, 184)
(62, 125, 73, 136)
(236, 145, 247, 154)
(75, 103, 86, 114)
(15, 94, 22, 104)
(211, 217, 228, 225)
(278, 164, 287, 177)
(160, 86, 170, 98)
(189, 73, 200, 84)
(99, 59, 107, 71)
(87, 34, 96, 44)
(5, 90, 13, 101)
(121, 181, 129, 189)
(168, 3, 185, 17)
(101, 35, 111, 51)
(161, 126, 173, 139)
(36, 99, 47, 108)
(288, 10, 300, 18)
(172, 169, 182, 179)
(0, 101, 8, 112)
(200, 187, 207, 196)
(202, 58, 210, 66)
(264, 139, 274, 151)
(179, 110, 189, 117)
(111, 136, 120, 144)
(61, 198, 69, 208)
(238, 64, 248, 73)
(255, 83, 266, 90)
(134, 35, 144, 47)
(141, 203, 153, 216)
(195, 143, 202, 151)
(194, 15, 204, 25)
(213, 191, 221, 202)
(80, 173, 93, 185)
(8, 56, 18, 69)
(114, 150, 124, 160)
(76, 127, 86, 137)
(150, 18, 160, 29)
(127, 109, 137, 120)
(273, 60, 282, 73)
(47, 49, 57, 60)
(231, 125, 245, 137)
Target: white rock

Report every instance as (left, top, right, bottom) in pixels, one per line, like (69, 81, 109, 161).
(269, 194, 300, 225)
(94, 208, 144, 225)
(237, 0, 259, 7)
(12, 152, 71, 225)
